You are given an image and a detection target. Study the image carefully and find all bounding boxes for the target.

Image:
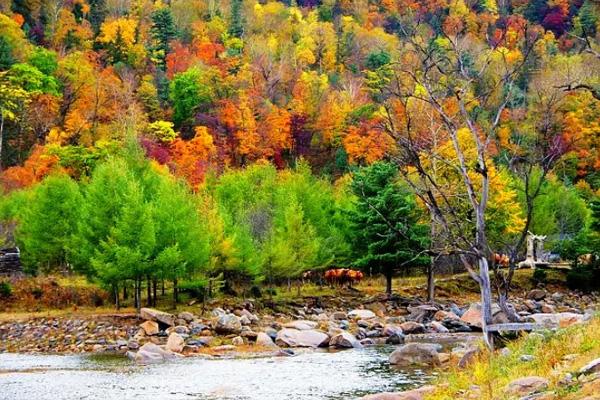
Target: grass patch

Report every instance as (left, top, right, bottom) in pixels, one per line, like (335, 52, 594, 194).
(427, 316, 600, 400)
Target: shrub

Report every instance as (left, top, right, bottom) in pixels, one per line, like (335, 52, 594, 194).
(532, 268, 548, 284)
(566, 265, 600, 292)
(0, 281, 12, 298)
(179, 279, 207, 299)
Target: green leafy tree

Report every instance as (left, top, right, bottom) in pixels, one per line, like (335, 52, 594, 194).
(228, 0, 244, 38)
(0, 36, 15, 70)
(27, 48, 59, 75)
(350, 162, 430, 294)
(15, 174, 83, 274)
(169, 67, 213, 128)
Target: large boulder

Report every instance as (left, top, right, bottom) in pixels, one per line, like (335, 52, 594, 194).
(283, 320, 318, 330)
(460, 303, 503, 328)
(330, 331, 362, 349)
(139, 320, 159, 336)
(348, 309, 377, 320)
(140, 308, 175, 327)
(127, 342, 181, 364)
(360, 386, 436, 400)
(389, 343, 442, 366)
(256, 332, 278, 348)
(399, 321, 426, 334)
(275, 328, 329, 348)
(529, 312, 584, 328)
(527, 289, 547, 301)
(215, 313, 242, 335)
(579, 358, 600, 375)
(177, 312, 194, 322)
(505, 376, 548, 396)
(165, 332, 185, 353)
(406, 305, 438, 323)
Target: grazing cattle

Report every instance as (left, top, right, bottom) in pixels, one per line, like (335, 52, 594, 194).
(493, 253, 510, 267)
(324, 268, 364, 288)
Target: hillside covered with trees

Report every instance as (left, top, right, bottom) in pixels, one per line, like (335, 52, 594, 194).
(0, 0, 600, 312)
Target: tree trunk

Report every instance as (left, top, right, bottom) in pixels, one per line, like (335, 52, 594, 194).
(173, 278, 178, 309)
(385, 272, 393, 296)
(123, 285, 128, 300)
(152, 279, 157, 307)
(114, 284, 120, 310)
(427, 263, 435, 302)
(146, 276, 152, 307)
(478, 257, 494, 350)
(161, 280, 165, 296)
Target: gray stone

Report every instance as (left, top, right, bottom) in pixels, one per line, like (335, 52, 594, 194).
(329, 331, 362, 349)
(177, 312, 194, 322)
(256, 332, 278, 348)
(283, 320, 318, 330)
(128, 342, 181, 364)
(275, 328, 329, 348)
(505, 376, 549, 396)
(165, 332, 185, 353)
(579, 358, 600, 375)
(231, 336, 244, 346)
(389, 343, 442, 366)
(348, 309, 376, 320)
(215, 314, 242, 335)
(140, 308, 175, 327)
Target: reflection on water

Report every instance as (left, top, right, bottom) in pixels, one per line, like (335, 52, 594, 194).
(0, 346, 433, 400)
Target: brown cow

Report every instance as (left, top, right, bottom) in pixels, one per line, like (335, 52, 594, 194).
(324, 268, 364, 288)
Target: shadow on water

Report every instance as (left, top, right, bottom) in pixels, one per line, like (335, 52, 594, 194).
(0, 346, 434, 400)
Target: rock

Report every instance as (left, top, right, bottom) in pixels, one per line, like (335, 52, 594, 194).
(529, 312, 584, 328)
(283, 320, 318, 330)
(239, 315, 251, 325)
(177, 312, 194, 322)
(434, 310, 459, 321)
(139, 321, 159, 336)
(399, 321, 426, 334)
(428, 321, 449, 333)
(406, 305, 438, 323)
(232, 336, 244, 346)
(386, 333, 405, 345)
(360, 386, 436, 400)
(551, 292, 564, 302)
(520, 354, 535, 362)
(367, 302, 388, 317)
(256, 332, 278, 348)
(505, 376, 549, 396)
(458, 348, 480, 369)
(215, 314, 242, 335)
(332, 311, 347, 320)
(275, 328, 329, 348)
(127, 340, 140, 350)
(460, 303, 503, 329)
(212, 307, 226, 317)
(189, 322, 208, 335)
(240, 309, 259, 324)
(383, 325, 403, 337)
(348, 309, 376, 320)
(524, 300, 538, 311)
(580, 358, 600, 375)
(441, 319, 472, 332)
(172, 325, 190, 335)
(165, 332, 185, 353)
(389, 343, 442, 366)
(330, 331, 362, 349)
(128, 342, 181, 364)
(540, 304, 556, 314)
(460, 303, 484, 328)
(527, 289, 547, 301)
(140, 308, 175, 327)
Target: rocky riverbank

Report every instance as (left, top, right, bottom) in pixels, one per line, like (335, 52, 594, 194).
(1, 287, 598, 362)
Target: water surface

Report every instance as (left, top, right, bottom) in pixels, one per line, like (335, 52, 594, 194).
(0, 347, 433, 400)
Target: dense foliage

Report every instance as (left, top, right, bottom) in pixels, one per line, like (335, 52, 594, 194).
(0, 0, 599, 302)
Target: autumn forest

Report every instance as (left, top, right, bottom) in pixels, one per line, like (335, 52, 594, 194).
(0, 0, 599, 311)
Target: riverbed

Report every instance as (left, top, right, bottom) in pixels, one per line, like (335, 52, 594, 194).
(0, 346, 432, 400)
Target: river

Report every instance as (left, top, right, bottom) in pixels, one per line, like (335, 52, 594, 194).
(0, 346, 433, 400)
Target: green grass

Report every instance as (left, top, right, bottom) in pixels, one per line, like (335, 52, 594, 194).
(427, 315, 600, 400)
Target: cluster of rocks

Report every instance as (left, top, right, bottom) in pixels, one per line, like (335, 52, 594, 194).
(0, 315, 139, 353)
